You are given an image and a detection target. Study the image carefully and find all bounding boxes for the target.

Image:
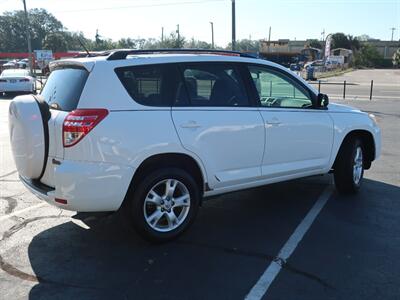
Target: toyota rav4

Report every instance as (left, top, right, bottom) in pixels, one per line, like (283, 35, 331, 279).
(8, 49, 381, 242)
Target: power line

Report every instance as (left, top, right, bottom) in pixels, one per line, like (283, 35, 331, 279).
(53, 0, 226, 14)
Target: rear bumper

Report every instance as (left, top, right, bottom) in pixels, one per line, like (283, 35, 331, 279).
(20, 176, 54, 202)
(20, 159, 134, 212)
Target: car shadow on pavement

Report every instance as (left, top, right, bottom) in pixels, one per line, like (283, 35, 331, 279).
(20, 177, 398, 300)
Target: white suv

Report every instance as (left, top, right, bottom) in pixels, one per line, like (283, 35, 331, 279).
(8, 49, 381, 242)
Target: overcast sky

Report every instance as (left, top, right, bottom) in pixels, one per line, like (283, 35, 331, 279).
(0, 0, 399, 46)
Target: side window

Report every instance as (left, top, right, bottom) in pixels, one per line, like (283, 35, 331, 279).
(248, 66, 313, 108)
(180, 64, 249, 107)
(115, 65, 176, 106)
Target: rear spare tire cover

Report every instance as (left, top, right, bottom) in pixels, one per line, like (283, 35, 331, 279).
(8, 95, 50, 180)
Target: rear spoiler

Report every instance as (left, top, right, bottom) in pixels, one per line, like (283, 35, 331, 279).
(49, 60, 95, 72)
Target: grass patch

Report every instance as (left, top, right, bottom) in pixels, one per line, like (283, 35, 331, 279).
(316, 68, 354, 79)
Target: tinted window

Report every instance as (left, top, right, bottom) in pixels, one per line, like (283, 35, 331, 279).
(41, 67, 89, 111)
(181, 64, 249, 107)
(248, 66, 313, 108)
(116, 65, 177, 106)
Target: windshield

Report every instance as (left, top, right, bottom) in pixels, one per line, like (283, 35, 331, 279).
(0, 69, 30, 77)
(40, 67, 89, 111)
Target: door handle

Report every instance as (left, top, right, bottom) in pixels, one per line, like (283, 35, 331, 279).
(266, 118, 281, 125)
(180, 121, 202, 129)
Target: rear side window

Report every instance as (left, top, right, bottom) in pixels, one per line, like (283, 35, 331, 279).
(41, 67, 89, 111)
(180, 63, 249, 107)
(115, 64, 180, 107)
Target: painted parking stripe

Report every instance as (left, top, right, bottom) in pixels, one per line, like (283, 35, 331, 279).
(0, 203, 46, 222)
(245, 185, 333, 300)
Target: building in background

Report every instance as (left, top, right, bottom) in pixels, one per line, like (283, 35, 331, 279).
(259, 39, 398, 61)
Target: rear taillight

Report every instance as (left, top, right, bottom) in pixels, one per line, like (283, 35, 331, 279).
(63, 109, 108, 147)
(19, 78, 30, 82)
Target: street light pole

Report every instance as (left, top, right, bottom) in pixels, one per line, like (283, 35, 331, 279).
(267, 26, 271, 53)
(390, 27, 396, 42)
(210, 22, 214, 49)
(231, 0, 236, 51)
(22, 0, 33, 75)
(176, 24, 180, 47)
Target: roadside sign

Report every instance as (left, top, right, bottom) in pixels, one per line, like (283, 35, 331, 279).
(34, 50, 53, 60)
(34, 50, 53, 71)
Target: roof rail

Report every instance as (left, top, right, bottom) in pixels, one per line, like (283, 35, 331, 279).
(106, 48, 258, 60)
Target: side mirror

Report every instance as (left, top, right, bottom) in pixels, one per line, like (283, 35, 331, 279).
(317, 93, 329, 108)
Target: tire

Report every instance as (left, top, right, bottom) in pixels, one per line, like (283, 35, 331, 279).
(125, 168, 200, 243)
(334, 138, 364, 194)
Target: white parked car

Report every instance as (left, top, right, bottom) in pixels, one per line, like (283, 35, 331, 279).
(8, 50, 381, 242)
(0, 69, 35, 94)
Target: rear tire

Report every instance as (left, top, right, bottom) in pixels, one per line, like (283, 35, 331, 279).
(125, 168, 200, 243)
(334, 138, 364, 194)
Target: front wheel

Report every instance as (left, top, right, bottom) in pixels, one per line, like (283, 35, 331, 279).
(334, 138, 364, 194)
(126, 168, 200, 243)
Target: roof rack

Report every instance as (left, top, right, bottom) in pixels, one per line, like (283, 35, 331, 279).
(106, 48, 258, 60)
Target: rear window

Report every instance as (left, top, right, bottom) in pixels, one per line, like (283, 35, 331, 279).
(41, 67, 89, 111)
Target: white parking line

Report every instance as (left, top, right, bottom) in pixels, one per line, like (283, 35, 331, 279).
(245, 185, 333, 300)
(0, 203, 46, 222)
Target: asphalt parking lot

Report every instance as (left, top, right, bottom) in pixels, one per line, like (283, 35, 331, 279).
(1, 73, 399, 299)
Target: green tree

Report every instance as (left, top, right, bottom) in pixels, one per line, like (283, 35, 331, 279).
(393, 48, 400, 67)
(116, 38, 137, 49)
(63, 31, 91, 51)
(226, 39, 260, 52)
(0, 10, 28, 52)
(43, 32, 68, 52)
(354, 44, 383, 67)
(156, 32, 186, 49)
(331, 33, 360, 51)
(0, 9, 63, 52)
(306, 39, 322, 49)
(185, 38, 212, 49)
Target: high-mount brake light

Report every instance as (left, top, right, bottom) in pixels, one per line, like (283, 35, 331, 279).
(63, 109, 108, 147)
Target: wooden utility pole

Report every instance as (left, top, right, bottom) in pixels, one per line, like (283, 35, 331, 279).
(22, 0, 33, 75)
(390, 27, 396, 41)
(210, 22, 214, 49)
(231, 0, 236, 50)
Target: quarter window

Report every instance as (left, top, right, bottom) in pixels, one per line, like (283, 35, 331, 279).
(248, 66, 313, 108)
(180, 64, 249, 107)
(115, 65, 176, 106)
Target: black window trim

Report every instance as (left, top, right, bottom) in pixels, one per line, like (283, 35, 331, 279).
(243, 62, 319, 109)
(177, 61, 256, 108)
